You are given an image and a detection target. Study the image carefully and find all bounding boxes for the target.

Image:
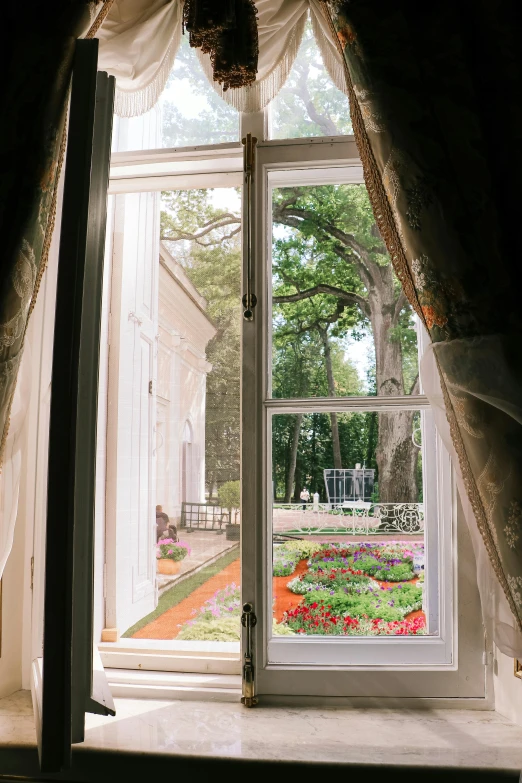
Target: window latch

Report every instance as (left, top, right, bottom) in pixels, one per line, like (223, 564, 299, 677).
(241, 602, 258, 707)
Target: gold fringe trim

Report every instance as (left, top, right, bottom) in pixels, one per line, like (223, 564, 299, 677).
(320, 1, 522, 634)
(195, 12, 306, 113)
(86, 0, 115, 39)
(321, 2, 424, 325)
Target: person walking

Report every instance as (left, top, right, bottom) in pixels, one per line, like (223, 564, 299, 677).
(300, 487, 310, 511)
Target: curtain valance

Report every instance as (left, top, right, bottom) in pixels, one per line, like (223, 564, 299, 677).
(97, 0, 347, 117)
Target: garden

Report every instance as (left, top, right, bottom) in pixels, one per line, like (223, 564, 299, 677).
(171, 539, 425, 640)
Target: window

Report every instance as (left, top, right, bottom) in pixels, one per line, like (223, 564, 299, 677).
(96, 23, 486, 702)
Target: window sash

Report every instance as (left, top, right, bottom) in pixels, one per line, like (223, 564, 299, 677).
(105, 126, 455, 677)
(239, 139, 455, 676)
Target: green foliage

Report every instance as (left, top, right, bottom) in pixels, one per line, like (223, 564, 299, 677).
(272, 539, 324, 576)
(273, 558, 298, 577)
(276, 539, 324, 560)
(218, 480, 240, 511)
(271, 20, 352, 139)
(177, 615, 239, 642)
(300, 583, 422, 623)
(162, 36, 239, 147)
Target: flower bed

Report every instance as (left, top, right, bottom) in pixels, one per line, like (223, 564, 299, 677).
(174, 540, 426, 640)
(177, 583, 293, 641)
(274, 540, 425, 636)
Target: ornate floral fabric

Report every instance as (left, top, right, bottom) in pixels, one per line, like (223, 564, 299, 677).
(325, 0, 522, 630)
(0, 3, 94, 467)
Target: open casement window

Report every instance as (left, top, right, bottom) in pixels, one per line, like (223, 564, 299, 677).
(31, 41, 115, 773)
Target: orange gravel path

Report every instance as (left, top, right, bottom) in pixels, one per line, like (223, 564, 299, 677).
(133, 558, 240, 640)
(273, 559, 307, 623)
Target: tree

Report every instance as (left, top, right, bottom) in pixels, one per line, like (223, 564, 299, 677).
(270, 21, 353, 139)
(218, 480, 240, 523)
(272, 184, 420, 502)
(159, 20, 420, 504)
(162, 36, 238, 147)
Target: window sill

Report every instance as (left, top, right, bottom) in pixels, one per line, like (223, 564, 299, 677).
(2, 691, 522, 776)
(81, 692, 522, 772)
(98, 639, 241, 675)
(105, 668, 241, 702)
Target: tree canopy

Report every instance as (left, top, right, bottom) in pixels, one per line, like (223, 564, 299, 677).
(159, 16, 422, 505)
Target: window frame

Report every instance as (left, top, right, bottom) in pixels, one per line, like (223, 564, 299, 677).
(241, 138, 455, 678)
(101, 124, 486, 700)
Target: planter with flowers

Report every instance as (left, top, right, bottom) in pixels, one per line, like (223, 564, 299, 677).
(156, 539, 190, 575)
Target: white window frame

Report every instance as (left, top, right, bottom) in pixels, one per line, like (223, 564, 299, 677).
(100, 121, 488, 701)
(240, 137, 455, 679)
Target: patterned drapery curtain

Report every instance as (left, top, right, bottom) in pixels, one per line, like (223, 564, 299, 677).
(323, 0, 522, 635)
(0, 2, 110, 471)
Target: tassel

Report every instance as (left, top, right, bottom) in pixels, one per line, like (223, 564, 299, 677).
(183, 0, 258, 90)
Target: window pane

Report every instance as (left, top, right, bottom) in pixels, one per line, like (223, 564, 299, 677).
(160, 36, 239, 147)
(270, 18, 352, 140)
(120, 187, 242, 646)
(271, 182, 419, 398)
(271, 411, 427, 637)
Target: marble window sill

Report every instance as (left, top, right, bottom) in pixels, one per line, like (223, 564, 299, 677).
(2, 691, 522, 772)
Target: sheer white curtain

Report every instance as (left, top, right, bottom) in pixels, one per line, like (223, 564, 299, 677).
(421, 341, 522, 658)
(97, 0, 346, 117)
(0, 342, 31, 579)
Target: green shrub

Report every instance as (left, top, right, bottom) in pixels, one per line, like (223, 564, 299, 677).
(280, 540, 324, 560)
(273, 558, 297, 576)
(218, 480, 240, 511)
(177, 615, 240, 641)
(301, 582, 422, 623)
(177, 614, 294, 641)
(272, 619, 295, 636)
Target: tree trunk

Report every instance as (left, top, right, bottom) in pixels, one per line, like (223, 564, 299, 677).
(369, 265, 418, 502)
(319, 327, 342, 469)
(376, 410, 418, 502)
(293, 463, 302, 503)
(285, 413, 303, 503)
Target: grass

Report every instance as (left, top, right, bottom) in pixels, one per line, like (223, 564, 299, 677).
(122, 545, 240, 638)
